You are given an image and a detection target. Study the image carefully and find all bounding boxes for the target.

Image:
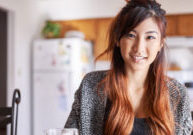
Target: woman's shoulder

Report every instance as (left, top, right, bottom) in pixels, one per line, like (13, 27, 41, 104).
(166, 78, 193, 134)
(82, 70, 109, 83)
(166, 77, 187, 97)
(166, 77, 189, 108)
(166, 77, 188, 101)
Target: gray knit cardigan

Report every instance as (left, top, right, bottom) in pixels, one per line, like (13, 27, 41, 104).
(65, 70, 193, 135)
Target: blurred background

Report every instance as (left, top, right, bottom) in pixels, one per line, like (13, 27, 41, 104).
(0, 0, 193, 135)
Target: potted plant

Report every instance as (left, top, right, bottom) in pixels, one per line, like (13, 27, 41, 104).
(42, 21, 61, 38)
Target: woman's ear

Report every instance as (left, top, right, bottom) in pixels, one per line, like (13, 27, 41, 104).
(162, 38, 165, 46)
(159, 38, 165, 51)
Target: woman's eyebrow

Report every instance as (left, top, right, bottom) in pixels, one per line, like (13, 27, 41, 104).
(130, 30, 158, 34)
(145, 31, 158, 34)
(130, 30, 136, 33)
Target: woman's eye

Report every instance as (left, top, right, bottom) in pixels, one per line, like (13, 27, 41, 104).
(125, 33, 136, 38)
(147, 36, 156, 40)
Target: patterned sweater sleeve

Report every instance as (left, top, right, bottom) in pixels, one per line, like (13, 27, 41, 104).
(173, 80, 193, 135)
(64, 85, 81, 129)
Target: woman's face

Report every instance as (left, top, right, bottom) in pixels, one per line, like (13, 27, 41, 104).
(119, 17, 163, 72)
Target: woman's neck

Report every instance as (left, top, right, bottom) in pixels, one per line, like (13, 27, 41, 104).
(126, 69, 150, 117)
(126, 68, 149, 90)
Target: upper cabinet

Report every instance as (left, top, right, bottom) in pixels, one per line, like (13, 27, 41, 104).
(166, 15, 178, 36)
(166, 14, 193, 36)
(53, 19, 97, 41)
(177, 14, 193, 36)
(94, 18, 113, 60)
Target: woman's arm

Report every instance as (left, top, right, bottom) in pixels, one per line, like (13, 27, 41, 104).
(64, 87, 81, 129)
(174, 81, 193, 135)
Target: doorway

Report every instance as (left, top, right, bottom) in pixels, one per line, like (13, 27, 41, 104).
(0, 7, 8, 135)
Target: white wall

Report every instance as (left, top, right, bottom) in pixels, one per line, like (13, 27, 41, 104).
(38, 0, 125, 20)
(0, 0, 193, 135)
(161, 0, 193, 15)
(38, 0, 193, 20)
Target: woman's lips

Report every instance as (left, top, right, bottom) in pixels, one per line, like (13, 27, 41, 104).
(130, 55, 147, 63)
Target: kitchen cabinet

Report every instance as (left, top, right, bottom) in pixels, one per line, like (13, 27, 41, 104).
(177, 14, 193, 36)
(166, 14, 193, 36)
(166, 15, 178, 36)
(53, 19, 97, 41)
(95, 18, 113, 60)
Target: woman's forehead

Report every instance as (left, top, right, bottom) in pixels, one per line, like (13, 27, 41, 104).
(129, 18, 161, 34)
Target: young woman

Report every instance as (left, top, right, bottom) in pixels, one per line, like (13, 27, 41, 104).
(65, 0, 193, 134)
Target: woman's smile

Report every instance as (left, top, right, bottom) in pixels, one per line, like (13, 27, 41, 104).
(130, 55, 147, 63)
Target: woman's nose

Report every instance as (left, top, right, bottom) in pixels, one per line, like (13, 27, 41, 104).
(132, 38, 145, 53)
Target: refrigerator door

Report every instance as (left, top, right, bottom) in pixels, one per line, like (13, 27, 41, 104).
(33, 72, 73, 135)
(33, 39, 70, 71)
(33, 38, 92, 71)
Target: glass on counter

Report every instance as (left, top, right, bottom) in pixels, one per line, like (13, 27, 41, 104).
(44, 128, 78, 135)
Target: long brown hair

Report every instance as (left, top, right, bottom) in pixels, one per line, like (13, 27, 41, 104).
(97, 0, 175, 134)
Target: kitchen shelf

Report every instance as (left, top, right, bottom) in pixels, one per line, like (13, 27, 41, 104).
(166, 36, 193, 48)
(167, 70, 193, 84)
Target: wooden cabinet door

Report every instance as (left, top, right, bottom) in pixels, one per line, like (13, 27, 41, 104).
(166, 15, 178, 36)
(94, 18, 113, 61)
(54, 19, 97, 41)
(177, 14, 193, 36)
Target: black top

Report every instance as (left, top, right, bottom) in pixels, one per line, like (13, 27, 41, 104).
(131, 117, 150, 135)
(104, 98, 151, 135)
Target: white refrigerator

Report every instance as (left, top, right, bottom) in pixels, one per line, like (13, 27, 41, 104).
(32, 38, 93, 135)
